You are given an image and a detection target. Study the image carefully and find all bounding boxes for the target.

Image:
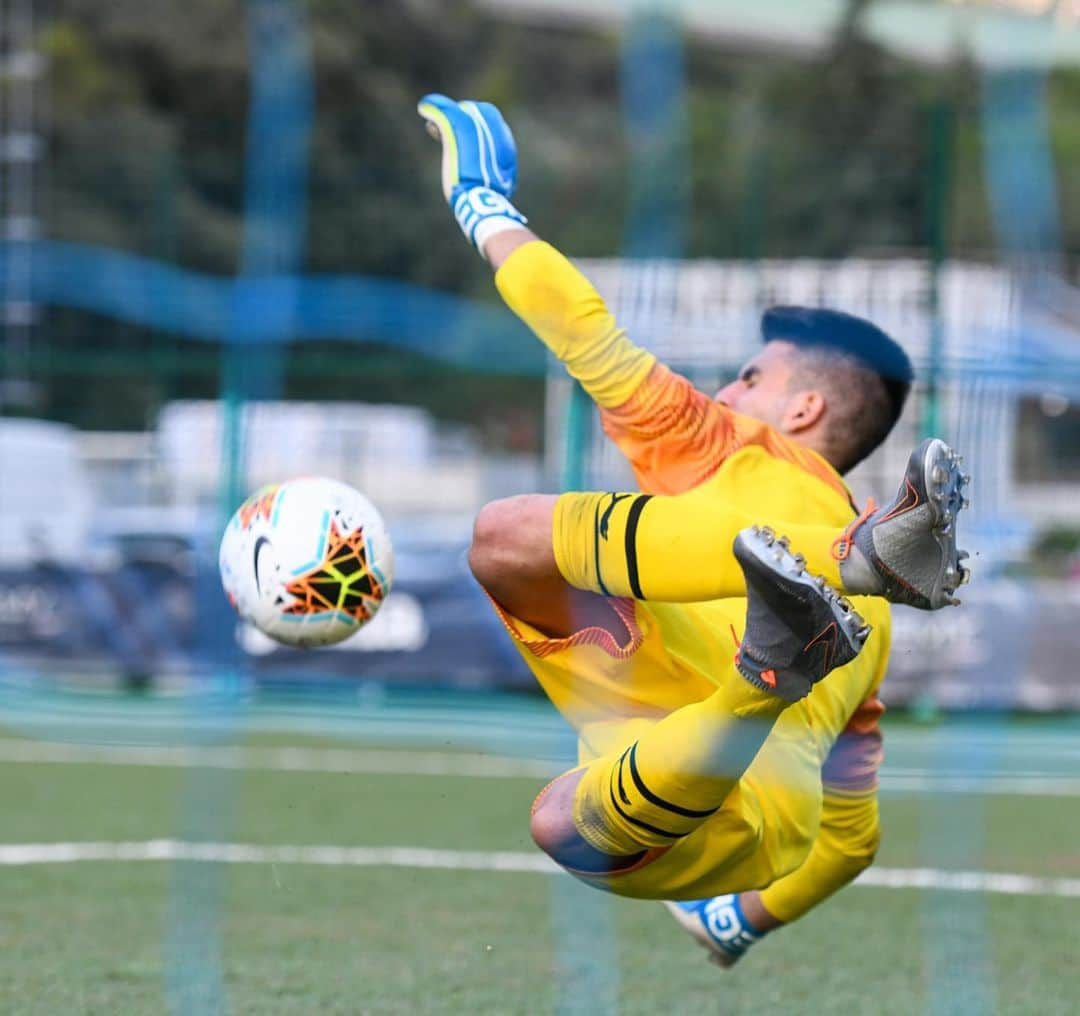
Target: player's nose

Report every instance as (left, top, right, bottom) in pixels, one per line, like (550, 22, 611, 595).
(715, 379, 742, 405)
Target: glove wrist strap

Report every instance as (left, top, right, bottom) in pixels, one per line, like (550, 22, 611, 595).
(701, 894, 765, 959)
(452, 185, 528, 256)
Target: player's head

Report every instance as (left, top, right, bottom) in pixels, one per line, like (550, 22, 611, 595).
(715, 306, 912, 474)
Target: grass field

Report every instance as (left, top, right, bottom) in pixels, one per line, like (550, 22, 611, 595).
(0, 686, 1078, 1014)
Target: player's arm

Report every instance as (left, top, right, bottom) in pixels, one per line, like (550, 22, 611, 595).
(675, 788, 881, 968)
(668, 694, 885, 967)
(417, 92, 655, 408)
(752, 694, 885, 929)
(417, 94, 735, 480)
(756, 791, 881, 924)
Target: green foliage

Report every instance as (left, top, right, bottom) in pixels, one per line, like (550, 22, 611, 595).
(26, 1, 1080, 431)
(42, 0, 1026, 280)
(1035, 527, 1080, 556)
(1026, 526, 1080, 578)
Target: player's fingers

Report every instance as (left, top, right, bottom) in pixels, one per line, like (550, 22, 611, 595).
(417, 93, 457, 138)
(456, 100, 509, 196)
(417, 93, 463, 201)
(417, 94, 517, 199)
(417, 91, 455, 113)
(468, 100, 518, 197)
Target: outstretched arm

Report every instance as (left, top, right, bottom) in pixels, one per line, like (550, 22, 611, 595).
(418, 94, 741, 491)
(756, 790, 881, 925)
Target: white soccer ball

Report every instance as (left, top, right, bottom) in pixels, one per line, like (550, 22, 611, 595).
(219, 477, 394, 649)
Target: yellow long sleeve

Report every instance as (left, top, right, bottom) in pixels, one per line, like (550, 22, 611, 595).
(494, 241, 655, 408)
(758, 791, 881, 924)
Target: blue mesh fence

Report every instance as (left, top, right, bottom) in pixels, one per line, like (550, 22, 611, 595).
(1, 2, 1079, 1012)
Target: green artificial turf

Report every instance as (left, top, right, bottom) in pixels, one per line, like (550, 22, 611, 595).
(0, 695, 1077, 1013)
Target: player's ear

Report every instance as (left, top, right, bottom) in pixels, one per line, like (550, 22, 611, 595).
(781, 389, 826, 434)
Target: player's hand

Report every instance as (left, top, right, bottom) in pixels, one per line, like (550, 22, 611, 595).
(417, 93, 519, 200)
(417, 93, 528, 255)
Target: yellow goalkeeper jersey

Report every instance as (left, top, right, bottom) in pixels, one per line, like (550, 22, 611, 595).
(492, 239, 888, 705)
(487, 241, 890, 895)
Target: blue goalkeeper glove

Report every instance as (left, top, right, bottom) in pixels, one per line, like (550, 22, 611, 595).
(417, 93, 528, 256)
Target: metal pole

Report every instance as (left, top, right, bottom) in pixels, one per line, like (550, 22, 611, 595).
(923, 99, 952, 439)
(0, 0, 42, 410)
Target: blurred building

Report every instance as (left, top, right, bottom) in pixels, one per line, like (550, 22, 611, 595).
(554, 255, 1079, 545)
(482, 0, 1080, 67)
(75, 400, 541, 526)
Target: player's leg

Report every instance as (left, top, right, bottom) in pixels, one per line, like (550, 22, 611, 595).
(665, 789, 880, 967)
(469, 488, 854, 640)
(752, 693, 884, 920)
(469, 493, 624, 640)
(558, 438, 970, 609)
(471, 438, 971, 638)
(529, 527, 871, 875)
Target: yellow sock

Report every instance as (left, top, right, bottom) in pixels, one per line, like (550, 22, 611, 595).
(553, 489, 845, 602)
(572, 678, 787, 856)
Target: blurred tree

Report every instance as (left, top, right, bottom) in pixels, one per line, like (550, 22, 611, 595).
(27, 0, 1080, 432)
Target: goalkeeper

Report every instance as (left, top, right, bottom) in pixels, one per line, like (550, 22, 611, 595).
(417, 93, 969, 967)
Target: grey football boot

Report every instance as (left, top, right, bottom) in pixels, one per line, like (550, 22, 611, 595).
(837, 438, 970, 610)
(733, 526, 872, 702)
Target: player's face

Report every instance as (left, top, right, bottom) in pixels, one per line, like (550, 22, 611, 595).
(714, 341, 799, 430)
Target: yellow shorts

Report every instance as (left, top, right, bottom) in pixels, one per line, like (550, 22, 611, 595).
(490, 592, 743, 736)
(492, 591, 888, 899)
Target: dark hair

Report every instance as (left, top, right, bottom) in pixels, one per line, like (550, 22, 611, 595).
(762, 306, 913, 473)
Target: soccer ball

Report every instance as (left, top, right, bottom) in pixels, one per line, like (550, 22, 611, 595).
(219, 477, 394, 648)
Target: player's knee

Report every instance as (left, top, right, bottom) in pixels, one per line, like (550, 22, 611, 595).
(530, 770, 648, 876)
(529, 771, 582, 860)
(529, 771, 606, 868)
(469, 495, 557, 590)
(468, 498, 512, 588)
(529, 804, 573, 861)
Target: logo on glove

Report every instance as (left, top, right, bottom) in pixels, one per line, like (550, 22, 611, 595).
(453, 185, 528, 252)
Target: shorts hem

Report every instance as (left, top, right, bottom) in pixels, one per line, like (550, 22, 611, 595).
(485, 590, 645, 660)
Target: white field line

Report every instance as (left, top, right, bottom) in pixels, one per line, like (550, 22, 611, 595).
(853, 866, 1080, 898)
(0, 738, 560, 779)
(1, 738, 1079, 795)
(0, 841, 558, 874)
(0, 840, 1077, 900)
(878, 775, 1080, 796)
